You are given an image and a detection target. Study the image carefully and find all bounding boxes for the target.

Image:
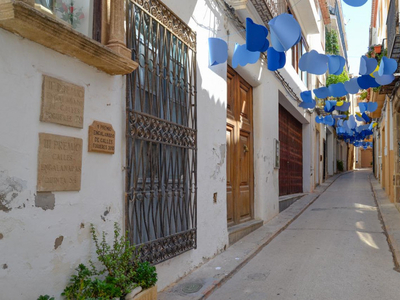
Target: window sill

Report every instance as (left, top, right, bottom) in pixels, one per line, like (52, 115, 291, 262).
(0, 1, 138, 75)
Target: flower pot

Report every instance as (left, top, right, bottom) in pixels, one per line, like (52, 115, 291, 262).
(374, 45, 382, 54)
(131, 286, 157, 300)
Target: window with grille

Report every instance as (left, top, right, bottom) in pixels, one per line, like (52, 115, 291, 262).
(126, 0, 197, 264)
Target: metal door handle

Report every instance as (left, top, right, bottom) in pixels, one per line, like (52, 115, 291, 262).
(244, 144, 249, 153)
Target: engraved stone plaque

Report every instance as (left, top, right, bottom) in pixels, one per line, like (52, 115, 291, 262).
(40, 75, 84, 128)
(88, 121, 115, 154)
(37, 133, 83, 191)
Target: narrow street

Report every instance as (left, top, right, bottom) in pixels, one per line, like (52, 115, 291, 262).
(208, 170, 400, 300)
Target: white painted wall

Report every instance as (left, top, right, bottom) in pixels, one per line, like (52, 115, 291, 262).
(0, 29, 126, 299)
(0, 0, 326, 297)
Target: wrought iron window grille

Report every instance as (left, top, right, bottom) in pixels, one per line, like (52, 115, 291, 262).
(126, 0, 197, 265)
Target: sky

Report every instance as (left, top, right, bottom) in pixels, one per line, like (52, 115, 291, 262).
(341, 0, 373, 75)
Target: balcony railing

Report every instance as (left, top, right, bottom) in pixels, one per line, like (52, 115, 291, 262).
(387, 0, 399, 58)
(247, 0, 288, 23)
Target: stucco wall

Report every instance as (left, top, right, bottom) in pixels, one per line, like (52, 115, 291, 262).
(0, 29, 126, 299)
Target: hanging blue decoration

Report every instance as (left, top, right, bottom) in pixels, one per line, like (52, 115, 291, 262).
(344, 77, 360, 94)
(315, 116, 324, 123)
(362, 112, 370, 123)
(268, 13, 301, 52)
(328, 55, 346, 75)
(374, 72, 395, 86)
(232, 43, 260, 68)
(267, 47, 286, 71)
(359, 102, 378, 113)
(348, 115, 356, 129)
(359, 56, 378, 75)
(208, 38, 228, 66)
(313, 87, 330, 98)
(329, 83, 348, 97)
(299, 91, 316, 109)
(299, 50, 328, 75)
(355, 114, 364, 122)
(325, 100, 337, 112)
(324, 115, 335, 126)
(333, 114, 346, 119)
(357, 75, 380, 89)
(378, 57, 398, 76)
(343, 0, 368, 7)
(246, 18, 269, 53)
(335, 102, 351, 112)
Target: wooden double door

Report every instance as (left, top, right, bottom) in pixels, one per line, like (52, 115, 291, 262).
(279, 105, 303, 196)
(226, 67, 254, 227)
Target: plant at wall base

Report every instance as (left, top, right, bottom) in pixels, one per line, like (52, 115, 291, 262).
(337, 160, 344, 172)
(37, 296, 55, 300)
(134, 262, 157, 290)
(60, 223, 157, 299)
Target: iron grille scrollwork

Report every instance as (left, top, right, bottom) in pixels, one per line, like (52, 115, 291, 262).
(126, 0, 197, 265)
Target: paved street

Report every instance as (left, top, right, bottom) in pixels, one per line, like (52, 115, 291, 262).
(208, 170, 400, 300)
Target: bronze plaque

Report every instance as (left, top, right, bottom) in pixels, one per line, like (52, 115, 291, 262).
(88, 121, 115, 154)
(40, 75, 84, 128)
(37, 133, 83, 191)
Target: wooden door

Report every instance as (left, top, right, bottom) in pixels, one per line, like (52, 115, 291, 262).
(226, 66, 254, 226)
(279, 105, 303, 196)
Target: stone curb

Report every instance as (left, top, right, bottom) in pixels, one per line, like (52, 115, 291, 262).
(369, 175, 400, 271)
(158, 171, 350, 300)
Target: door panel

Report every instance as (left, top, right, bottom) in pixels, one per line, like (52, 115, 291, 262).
(226, 66, 254, 226)
(226, 125, 234, 226)
(279, 105, 303, 196)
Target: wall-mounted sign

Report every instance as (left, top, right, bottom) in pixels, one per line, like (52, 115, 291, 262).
(37, 133, 82, 191)
(40, 75, 84, 128)
(274, 138, 280, 169)
(88, 121, 115, 154)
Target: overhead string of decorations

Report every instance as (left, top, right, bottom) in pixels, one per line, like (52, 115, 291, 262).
(208, 8, 395, 150)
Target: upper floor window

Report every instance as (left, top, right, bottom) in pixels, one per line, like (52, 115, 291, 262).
(34, 0, 97, 38)
(291, 38, 309, 88)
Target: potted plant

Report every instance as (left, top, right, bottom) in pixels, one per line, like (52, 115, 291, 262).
(374, 44, 382, 54)
(39, 223, 158, 300)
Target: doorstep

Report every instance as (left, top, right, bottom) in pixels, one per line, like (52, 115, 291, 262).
(228, 219, 264, 245)
(279, 193, 305, 212)
(158, 172, 350, 300)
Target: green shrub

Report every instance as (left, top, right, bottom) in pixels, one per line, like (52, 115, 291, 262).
(37, 296, 55, 300)
(337, 160, 344, 172)
(134, 261, 158, 289)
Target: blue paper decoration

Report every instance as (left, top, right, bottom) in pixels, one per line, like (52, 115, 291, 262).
(268, 13, 301, 52)
(359, 102, 378, 113)
(315, 116, 324, 123)
(359, 56, 378, 75)
(313, 87, 330, 99)
(355, 114, 364, 122)
(374, 72, 395, 85)
(324, 115, 335, 126)
(378, 57, 398, 76)
(344, 77, 360, 94)
(357, 75, 380, 89)
(359, 102, 368, 113)
(333, 114, 346, 119)
(267, 47, 286, 71)
(328, 55, 346, 75)
(325, 100, 337, 112)
(232, 43, 260, 68)
(246, 18, 269, 53)
(348, 115, 356, 129)
(299, 50, 328, 75)
(362, 112, 370, 123)
(208, 38, 228, 66)
(329, 83, 348, 97)
(299, 91, 316, 109)
(343, 0, 368, 7)
(335, 102, 351, 112)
